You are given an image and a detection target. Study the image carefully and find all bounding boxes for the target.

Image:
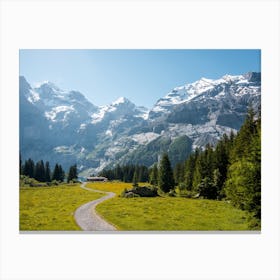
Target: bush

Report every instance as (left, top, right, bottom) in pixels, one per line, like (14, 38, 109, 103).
(121, 186, 158, 198)
(178, 182, 187, 191)
(198, 177, 218, 200)
(20, 176, 43, 187)
(177, 189, 195, 198)
(51, 180, 59, 186)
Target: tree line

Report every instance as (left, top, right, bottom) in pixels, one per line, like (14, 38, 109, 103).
(20, 158, 78, 183)
(99, 164, 149, 183)
(170, 107, 260, 223)
(174, 109, 261, 223)
(100, 108, 261, 225)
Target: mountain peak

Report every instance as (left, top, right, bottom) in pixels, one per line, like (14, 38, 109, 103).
(243, 72, 261, 83)
(35, 80, 62, 92)
(112, 96, 132, 106)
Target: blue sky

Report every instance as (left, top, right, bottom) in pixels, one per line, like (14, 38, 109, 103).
(20, 49, 260, 108)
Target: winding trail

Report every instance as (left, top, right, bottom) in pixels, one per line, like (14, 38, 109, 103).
(74, 182, 117, 231)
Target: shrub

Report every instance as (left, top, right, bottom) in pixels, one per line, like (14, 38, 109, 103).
(51, 180, 59, 186)
(178, 182, 187, 191)
(121, 186, 158, 198)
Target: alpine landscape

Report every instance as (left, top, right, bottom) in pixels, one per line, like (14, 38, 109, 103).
(20, 50, 261, 231)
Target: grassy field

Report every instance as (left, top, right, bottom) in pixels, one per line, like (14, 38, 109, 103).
(20, 181, 252, 231)
(20, 184, 104, 231)
(92, 182, 251, 231)
(86, 181, 143, 195)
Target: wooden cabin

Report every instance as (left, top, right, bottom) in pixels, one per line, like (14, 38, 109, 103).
(86, 176, 108, 182)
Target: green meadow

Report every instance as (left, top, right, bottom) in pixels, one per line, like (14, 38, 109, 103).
(20, 184, 103, 231)
(90, 182, 251, 230)
(20, 182, 251, 231)
(96, 194, 250, 231)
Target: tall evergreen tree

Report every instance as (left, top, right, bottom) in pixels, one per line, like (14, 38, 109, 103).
(149, 164, 158, 186)
(192, 152, 204, 191)
(158, 153, 175, 193)
(34, 160, 46, 182)
(213, 134, 233, 196)
(67, 164, 78, 183)
(52, 163, 60, 181)
(174, 161, 185, 186)
(58, 165, 65, 182)
(45, 161, 51, 182)
(23, 158, 35, 178)
(225, 108, 261, 220)
(185, 149, 199, 191)
(132, 170, 139, 187)
(19, 153, 22, 175)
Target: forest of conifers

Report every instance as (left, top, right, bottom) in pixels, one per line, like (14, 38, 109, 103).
(101, 108, 261, 227)
(20, 108, 261, 227)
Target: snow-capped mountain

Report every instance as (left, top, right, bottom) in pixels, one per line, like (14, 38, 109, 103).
(27, 79, 97, 126)
(149, 72, 261, 120)
(20, 72, 261, 175)
(91, 97, 147, 124)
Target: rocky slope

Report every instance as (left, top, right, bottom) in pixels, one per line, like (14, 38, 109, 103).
(20, 72, 261, 175)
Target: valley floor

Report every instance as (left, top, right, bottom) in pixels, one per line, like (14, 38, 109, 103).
(89, 182, 251, 231)
(19, 182, 252, 231)
(20, 184, 104, 231)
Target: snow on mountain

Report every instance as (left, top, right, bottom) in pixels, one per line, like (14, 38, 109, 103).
(91, 105, 117, 124)
(27, 89, 40, 103)
(22, 80, 97, 125)
(20, 72, 261, 175)
(44, 105, 75, 122)
(150, 72, 260, 118)
(91, 96, 148, 124)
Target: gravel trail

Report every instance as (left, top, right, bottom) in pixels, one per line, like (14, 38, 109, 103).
(74, 182, 116, 231)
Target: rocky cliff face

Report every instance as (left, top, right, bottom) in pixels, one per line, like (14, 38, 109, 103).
(20, 72, 261, 174)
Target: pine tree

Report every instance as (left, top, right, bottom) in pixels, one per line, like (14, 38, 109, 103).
(213, 134, 232, 196)
(204, 144, 214, 180)
(192, 152, 204, 191)
(58, 165, 65, 182)
(149, 164, 158, 186)
(230, 107, 256, 161)
(67, 164, 78, 183)
(185, 149, 199, 191)
(23, 158, 35, 178)
(212, 168, 222, 199)
(34, 160, 45, 182)
(132, 170, 139, 187)
(158, 153, 175, 193)
(45, 161, 51, 182)
(198, 176, 217, 199)
(19, 153, 22, 175)
(225, 108, 261, 220)
(114, 164, 122, 180)
(52, 163, 60, 181)
(173, 161, 185, 186)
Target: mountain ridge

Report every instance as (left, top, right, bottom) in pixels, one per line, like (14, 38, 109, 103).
(20, 72, 261, 175)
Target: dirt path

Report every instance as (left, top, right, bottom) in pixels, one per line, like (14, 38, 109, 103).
(74, 182, 116, 231)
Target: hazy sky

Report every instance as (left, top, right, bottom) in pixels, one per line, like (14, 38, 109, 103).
(20, 49, 261, 108)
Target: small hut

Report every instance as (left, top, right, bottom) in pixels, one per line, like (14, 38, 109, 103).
(86, 176, 108, 182)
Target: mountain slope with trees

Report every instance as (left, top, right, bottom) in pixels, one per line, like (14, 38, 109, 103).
(20, 72, 261, 174)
